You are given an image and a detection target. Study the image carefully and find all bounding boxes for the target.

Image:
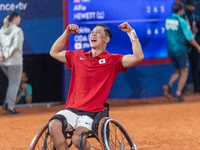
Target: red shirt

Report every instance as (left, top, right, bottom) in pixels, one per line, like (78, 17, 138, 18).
(65, 50, 127, 112)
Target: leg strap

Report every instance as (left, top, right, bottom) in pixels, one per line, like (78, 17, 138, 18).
(49, 114, 68, 133)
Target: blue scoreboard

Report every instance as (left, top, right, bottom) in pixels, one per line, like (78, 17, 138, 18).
(67, 0, 175, 59)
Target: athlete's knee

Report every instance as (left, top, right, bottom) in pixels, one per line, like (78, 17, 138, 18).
(48, 114, 68, 136)
(180, 68, 189, 74)
(72, 133, 88, 149)
(72, 134, 80, 148)
(174, 69, 181, 74)
(48, 119, 61, 137)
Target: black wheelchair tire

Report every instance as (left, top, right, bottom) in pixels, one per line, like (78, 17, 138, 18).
(98, 117, 137, 150)
(29, 122, 53, 150)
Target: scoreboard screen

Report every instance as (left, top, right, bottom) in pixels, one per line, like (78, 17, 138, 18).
(67, 0, 175, 59)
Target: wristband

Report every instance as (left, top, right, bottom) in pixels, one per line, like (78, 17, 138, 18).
(127, 29, 138, 42)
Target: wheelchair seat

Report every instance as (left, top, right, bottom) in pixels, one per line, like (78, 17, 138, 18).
(61, 103, 110, 149)
(77, 103, 110, 149)
(92, 103, 110, 132)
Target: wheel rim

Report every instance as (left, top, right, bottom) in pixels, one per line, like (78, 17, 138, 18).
(103, 118, 137, 150)
(29, 122, 55, 150)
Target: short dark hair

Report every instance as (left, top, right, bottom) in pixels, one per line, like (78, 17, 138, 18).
(186, 0, 196, 6)
(95, 24, 113, 39)
(173, 2, 184, 13)
(23, 71, 28, 77)
(8, 10, 21, 22)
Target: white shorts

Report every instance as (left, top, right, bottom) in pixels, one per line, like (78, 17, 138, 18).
(56, 109, 94, 130)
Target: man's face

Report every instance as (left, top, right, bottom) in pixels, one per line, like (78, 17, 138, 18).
(13, 15, 21, 25)
(89, 26, 107, 48)
(180, 8, 185, 16)
(186, 4, 196, 13)
(21, 72, 28, 83)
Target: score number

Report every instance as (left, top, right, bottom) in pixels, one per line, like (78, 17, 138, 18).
(146, 5, 165, 14)
(146, 26, 165, 38)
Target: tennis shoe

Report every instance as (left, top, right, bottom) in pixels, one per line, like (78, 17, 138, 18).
(173, 94, 186, 102)
(2, 101, 8, 111)
(7, 108, 20, 115)
(163, 85, 172, 99)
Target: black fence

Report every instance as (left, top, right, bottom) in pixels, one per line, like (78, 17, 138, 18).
(0, 54, 63, 105)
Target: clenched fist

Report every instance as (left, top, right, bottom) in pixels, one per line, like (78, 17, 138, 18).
(66, 24, 79, 34)
(118, 22, 133, 33)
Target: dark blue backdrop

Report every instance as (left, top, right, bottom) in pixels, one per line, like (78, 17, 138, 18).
(0, 0, 186, 103)
(0, 0, 64, 104)
(62, 0, 177, 102)
(67, 0, 174, 59)
(0, 0, 63, 54)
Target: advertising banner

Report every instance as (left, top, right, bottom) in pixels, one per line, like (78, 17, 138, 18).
(0, 0, 63, 54)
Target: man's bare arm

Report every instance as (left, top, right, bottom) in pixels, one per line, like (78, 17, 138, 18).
(118, 22, 144, 68)
(50, 24, 79, 63)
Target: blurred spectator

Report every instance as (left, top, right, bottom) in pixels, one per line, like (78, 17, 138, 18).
(0, 10, 24, 115)
(183, 0, 200, 92)
(163, 2, 200, 102)
(15, 71, 32, 104)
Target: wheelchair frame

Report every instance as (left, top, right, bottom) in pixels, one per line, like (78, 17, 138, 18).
(29, 103, 137, 150)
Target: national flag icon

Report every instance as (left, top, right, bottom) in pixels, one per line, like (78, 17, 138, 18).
(74, 43, 82, 50)
(74, 0, 80, 3)
(99, 58, 106, 64)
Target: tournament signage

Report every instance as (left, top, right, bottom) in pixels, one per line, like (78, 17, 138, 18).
(0, 0, 63, 54)
(67, 0, 174, 59)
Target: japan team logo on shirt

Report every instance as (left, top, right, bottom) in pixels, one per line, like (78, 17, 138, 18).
(99, 59, 106, 64)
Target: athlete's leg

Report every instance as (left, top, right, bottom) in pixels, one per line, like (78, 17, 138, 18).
(72, 126, 91, 150)
(72, 115, 94, 150)
(163, 69, 180, 98)
(176, 67, 189, 94)
(5, 65, 22, 110)
(169, 69, 181, 85)
(49, 110, 78, 150)
(49, 119, 68, 150)
(48, 118, 73, 150)
(175, 52, 189, 96)
(163, 52, 181, 98)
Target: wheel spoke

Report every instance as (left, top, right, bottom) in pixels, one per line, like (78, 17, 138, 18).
(101, 118, 137, 150)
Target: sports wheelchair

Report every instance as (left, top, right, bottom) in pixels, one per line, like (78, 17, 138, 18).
(29, 103, 137, 150)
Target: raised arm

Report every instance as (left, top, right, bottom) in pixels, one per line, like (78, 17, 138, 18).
(50, 24, 79, 63)
(118, 22, 144, 68)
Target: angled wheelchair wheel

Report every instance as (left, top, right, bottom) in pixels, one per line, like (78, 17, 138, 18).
(29, 122, 55, 150)
(98, 117, 137, 150)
